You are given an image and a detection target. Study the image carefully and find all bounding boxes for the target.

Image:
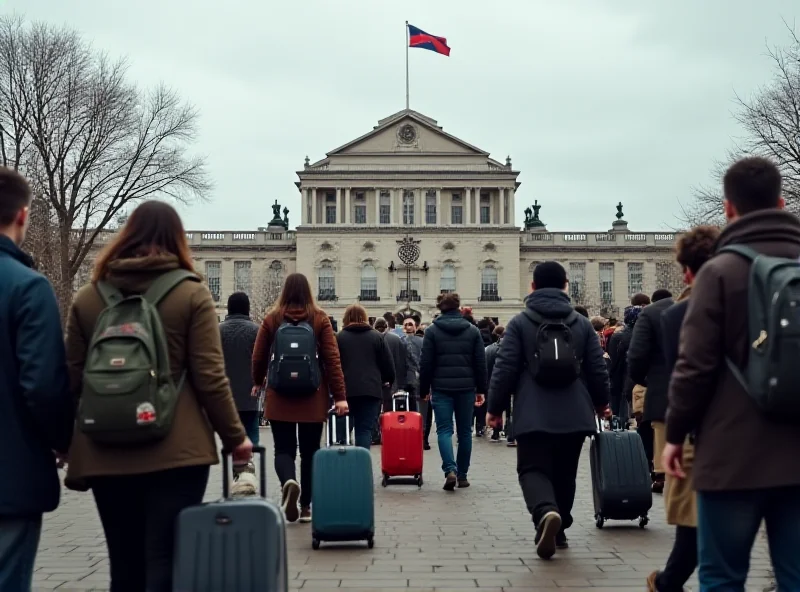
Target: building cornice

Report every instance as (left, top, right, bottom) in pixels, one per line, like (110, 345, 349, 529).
(296, 225, 521, 235)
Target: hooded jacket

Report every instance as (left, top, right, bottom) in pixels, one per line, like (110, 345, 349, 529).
(487, 289, 610, 437)
(336, 323, 395, 400)
(418, 310, 487, 396)
(219, 313, 260, 411)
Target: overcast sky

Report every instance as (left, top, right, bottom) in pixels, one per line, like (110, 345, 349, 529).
(5, 0, 798, 231)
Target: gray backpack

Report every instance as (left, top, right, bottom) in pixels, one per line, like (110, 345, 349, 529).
(720, 245, 800, 423)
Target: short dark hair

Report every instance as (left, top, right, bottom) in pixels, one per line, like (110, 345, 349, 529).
(652, 289, 672, 302)
(374, 318, 388, 332)
(436, 292, 460, 312)
(574, 305, 589, 318)
(227, 292, 250, 316)
(477, 318, 494, 331)
(492, 325, 505, 340)
(630, 293, 651, 306)
(411, 314, 421, 326)
(676, 225, 721, 275)
(382, 312, 396, 328)
(0, 167, 33, 227)
(723, 156, 782, 215)
(533, 261, 568, 290)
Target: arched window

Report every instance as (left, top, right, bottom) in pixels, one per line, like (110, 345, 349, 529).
(440, 263, 456, 294)
(318, 263, 336, 301)
(480, 265, 499, 301)
(360, 263, 378, 301)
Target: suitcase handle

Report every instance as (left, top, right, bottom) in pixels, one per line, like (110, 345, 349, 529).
(392, 391, 410, 412)
(221, 445, 267, 499)
(327, 410, 351, 447)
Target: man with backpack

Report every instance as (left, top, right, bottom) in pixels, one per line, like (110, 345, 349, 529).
(0, 168, 74, 590)
(487, 261, 609, 560)
(664, 157, 800, 589)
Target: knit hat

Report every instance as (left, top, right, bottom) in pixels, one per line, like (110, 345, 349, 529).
(623, 305, 644, 327)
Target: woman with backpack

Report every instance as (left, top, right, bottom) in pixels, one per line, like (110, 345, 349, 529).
(63, 201, 252, 592)
(251, 273, 347, 524)
(336, 304, 395, 449)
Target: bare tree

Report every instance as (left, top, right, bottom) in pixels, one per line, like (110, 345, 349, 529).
(0, 16, 210, 317)
(249, 260, 285, 322)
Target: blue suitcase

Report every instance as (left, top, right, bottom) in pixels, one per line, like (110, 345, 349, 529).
(311, 413, 375, 549)
(173, 447, 288, 591)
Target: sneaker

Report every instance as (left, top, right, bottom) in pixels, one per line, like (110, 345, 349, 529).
(475, 429, 485, 438)
(457, 477, 470, 488)
(652, 474, 665, 494)
(281, 480, 301, 523)
(298, 506, 312, 523)
(230, 471, 257, 498)
(443, 472, 457, 491)
(423, 442, 431, 451)
(507, 440, 517, 447)
(555, 531, 569, 549)
(490, 431, 500, 442)
(646, 571, 659, 591)
(535, 511, 562, 560)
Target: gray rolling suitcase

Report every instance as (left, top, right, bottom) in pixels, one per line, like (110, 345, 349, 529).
(173, 446, 288, 592)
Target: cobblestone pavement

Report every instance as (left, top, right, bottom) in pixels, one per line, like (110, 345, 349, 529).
(36, 427, 774, 591)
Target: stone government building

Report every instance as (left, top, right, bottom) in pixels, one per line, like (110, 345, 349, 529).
(85, 110, 685, 323)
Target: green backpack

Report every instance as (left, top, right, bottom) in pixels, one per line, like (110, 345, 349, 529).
(78, 269, 200, 445)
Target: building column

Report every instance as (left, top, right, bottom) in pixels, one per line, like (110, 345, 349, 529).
(344, 187, 351, 225)
(335, 188, 342, 224)
(416, 189, 422, 226)
(473, 188, 480, 225)
(498, 187, 505, 225)
(509, 186, 516, 226)
(435, 188, 442, 225)
(309, 188, 316, 225)
(392, 188, 400, 224)
(465, 188, 472, 225)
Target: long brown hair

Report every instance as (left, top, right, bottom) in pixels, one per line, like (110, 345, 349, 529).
(342, 304, 368, 326)
(92, 201, 195, 282)
(269, 272, 320, 320)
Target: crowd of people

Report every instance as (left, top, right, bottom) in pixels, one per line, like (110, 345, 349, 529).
(2, 155, 800, 591)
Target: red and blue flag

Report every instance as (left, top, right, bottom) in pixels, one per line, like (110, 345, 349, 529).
(408, 24, 451, 56)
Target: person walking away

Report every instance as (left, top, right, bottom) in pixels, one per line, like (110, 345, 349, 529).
(606, 305, 643, 419)
(0, 168, 74, 592)
(487, 261, 610, 560)
(252, 273, 347, 524)
(664, 157, 800, 590)
(219, 292, 261, 496)
(401, 316, 426, 432)
(628, 288, 674, 494)
(375, 317, 407, 438)
(485, 326, 513, 444)
(336, 304, 395, 449)
(419, 293, 487, 490)
(473, 319, 495, 437)
(646, 225, 719, 592)
(63, 201, 252, 592)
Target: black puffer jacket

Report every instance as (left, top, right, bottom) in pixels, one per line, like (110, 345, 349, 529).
(607, 325, 634, 415)
(628, 296, 674, 422)
(336, 323, 395, 400)
(419, 310, 487, 396)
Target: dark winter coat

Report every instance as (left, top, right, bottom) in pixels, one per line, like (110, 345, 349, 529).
(0, 236, 73, 517)
(667, 209, 800, 491)
(487, 289, 609, 437)
(485, 338, 502, 386)
(607, 325, 634, 415)
(336, 323, 395, 400)
(382, 330, 408, 395)
(418, 310, 487, 396)
(402, 333, 424, 392)
(627, 296, 674, 422)
(219, 314, 260, 411)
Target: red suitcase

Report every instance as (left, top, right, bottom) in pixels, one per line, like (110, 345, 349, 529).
(380, 392, 424, 487)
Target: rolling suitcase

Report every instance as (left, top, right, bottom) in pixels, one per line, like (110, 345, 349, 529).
(590, 418, 652, 529)
(311, 412, 375, 550)
(380, 392, 424, 487)
(173, 447, 288, 592)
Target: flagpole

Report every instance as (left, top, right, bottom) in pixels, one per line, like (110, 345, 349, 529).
(405, 21, 410, 110)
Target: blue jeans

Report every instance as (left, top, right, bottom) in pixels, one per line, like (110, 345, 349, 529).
(431, 390, 475, 478)
(0, 515, 42, 592)
(347, 397, 382, 449)
(697, 486, 800, 591)
(238, 410, 260, 446)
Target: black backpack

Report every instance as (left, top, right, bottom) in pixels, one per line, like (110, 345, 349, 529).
(718, 244, 800, 423)
(522, 309, 581, 388)
(267, 320, 321, 396)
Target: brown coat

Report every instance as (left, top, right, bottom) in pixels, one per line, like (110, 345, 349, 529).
(252, 307, 346, 423)
(64, 255, 246, 488)
(667, 209, 800, 491)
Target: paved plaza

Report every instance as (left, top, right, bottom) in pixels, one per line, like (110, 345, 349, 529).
(35, 428, 774, 591)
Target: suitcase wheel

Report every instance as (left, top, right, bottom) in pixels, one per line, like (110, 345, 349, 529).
(381, 474, 389, 487)
(595, 515, 604, 529)
(416, 474, 423, 488)
(367, 536, 374, 549)
(639, 516, 649, 529)
(312, 537, 320, 550)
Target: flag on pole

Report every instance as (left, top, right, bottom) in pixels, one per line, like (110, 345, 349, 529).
(407, 24, 451, 56)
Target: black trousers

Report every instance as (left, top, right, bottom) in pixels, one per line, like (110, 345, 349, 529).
(270, 420, 323, 508)
(516, 432, 585, 529)
(638, 420, 655, 472)
(91, 464, 210, 592)
(474, 400, 488, 432)
(656, 526, 698, 591)
(424, 397, 434, 443)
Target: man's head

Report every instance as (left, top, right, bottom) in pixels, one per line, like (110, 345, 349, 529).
(574, 305, 589, 318)
(382, 311, 396, 328)
(532, 261, 568, 292)
(374, 317, 388, 333)
(436, 292, 460, 313)
(590, 316, 606, 332)
(0, 167, 33, 246)
(630, 293, 651, 306)
(402, 316, 417, 335)
(651, 289, 672, 302)
(227, 292, 250, 317)
(723, 156, 784, 222)
(676, 225, 721, 285)
(492, 325, 505, 341)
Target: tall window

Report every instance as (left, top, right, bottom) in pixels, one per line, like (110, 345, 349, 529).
(480, 193, 490, 224)
(425, 190, 436, 224)
(480, 265, 499, 301)
(599, 263, 614, 305)
(451, 193, 463, 224)
(318, 263, 336, 300)
(325, 192, 336, 224)
(403, 190, 415, 225)
(205, 261, 221, 302)
(399, 277, 421, 301)
(379, 191, 391, 224)
(440, 263, 456, 294)
(569, 262, 586, 303)
(267, 260, 284, 296)
(360, 263, 378, 301)
(233, 261, 252, 295)
(656, 262, 684, 295)
(627, 262, 644, 296)
(354, 192, 366, 224)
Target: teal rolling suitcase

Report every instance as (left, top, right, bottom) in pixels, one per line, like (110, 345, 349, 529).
(311, 412, 375, 549)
